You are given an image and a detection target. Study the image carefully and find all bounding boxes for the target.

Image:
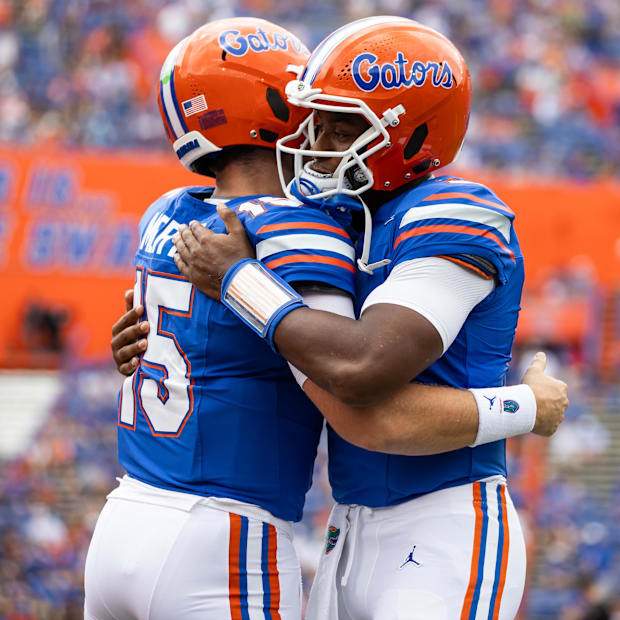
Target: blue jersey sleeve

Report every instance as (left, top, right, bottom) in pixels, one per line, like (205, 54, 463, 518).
(392, 182, 519, 285)
(234, 196, 356, 296)
(138, 187, 202, 241)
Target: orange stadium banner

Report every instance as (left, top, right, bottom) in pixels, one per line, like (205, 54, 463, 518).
(1, 146, 199, 366)
(1, 147, 619, 365)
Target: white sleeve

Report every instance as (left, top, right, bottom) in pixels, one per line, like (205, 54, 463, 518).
(287, 290, 355, 388)
(302, 290, 356, 318)
(360, 257, 495, 353)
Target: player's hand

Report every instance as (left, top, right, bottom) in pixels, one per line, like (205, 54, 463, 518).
(522, 352, 569, 437)
(172, 205, 255, 301)
(110, 289, 149, 376)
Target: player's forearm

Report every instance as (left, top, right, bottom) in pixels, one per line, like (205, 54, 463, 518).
(274, 307, 375, 403)
(303, 380, 478, 455)
(275, 305, 439, 406)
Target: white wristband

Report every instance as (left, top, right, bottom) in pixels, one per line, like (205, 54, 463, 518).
(468, 384, 537, 447)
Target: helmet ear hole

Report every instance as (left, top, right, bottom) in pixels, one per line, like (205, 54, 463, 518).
(266, 87, 290, 122)
(412, 159, 431, 175)
(259, 128, 278, 142)
(404, 123, 428, 159)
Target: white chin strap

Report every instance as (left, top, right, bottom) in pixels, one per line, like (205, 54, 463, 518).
(356, 196, 391, 275)
(296, 161, 388, 274)
(296, 160, 354, 196)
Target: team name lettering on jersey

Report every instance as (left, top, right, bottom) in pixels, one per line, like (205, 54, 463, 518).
(218, 28, 308, 57)
(351, 52, 454, 92)
(139, 212, 180, 257)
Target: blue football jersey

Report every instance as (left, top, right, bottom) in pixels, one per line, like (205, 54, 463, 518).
(117, 186, 355, 522)
(327, 175, 525, 507)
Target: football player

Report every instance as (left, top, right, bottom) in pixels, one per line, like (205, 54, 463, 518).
(168, 16, 566, 619)
(84, 18, 354, 620)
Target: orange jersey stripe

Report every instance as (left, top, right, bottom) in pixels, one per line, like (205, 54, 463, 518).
(257, 221, 349, 238)
(460, 482, 485, 620)
(437, 255, 494, 280)
(267, 524, 281, 620)
(491, 486, 511, 620)
(394, 224, 515, 263)
(422, 192, 514, 215)
(265, 254, 356, 273)
(229, 514, 243, 620)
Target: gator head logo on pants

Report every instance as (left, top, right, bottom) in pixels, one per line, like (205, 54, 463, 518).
(325, 525, 340, 554)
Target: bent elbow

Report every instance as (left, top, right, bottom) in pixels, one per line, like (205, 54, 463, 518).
(332, 415, 391, 453)
(326, 364, 384, 407)
(355, 431, 389, 453)
(336, 389, 381, 408)
(335, 426, 381, 452)
(346, 418, 414, 454)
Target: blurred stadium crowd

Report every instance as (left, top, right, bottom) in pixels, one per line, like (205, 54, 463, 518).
(1, 0, 620, 618)
(0, 0, 619, 178)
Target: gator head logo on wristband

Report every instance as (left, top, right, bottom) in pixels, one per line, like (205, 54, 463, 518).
(503, 399, 520, 414)
(325, 525, 340, 554)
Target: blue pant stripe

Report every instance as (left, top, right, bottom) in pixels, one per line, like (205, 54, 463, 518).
(261, 522, 273, 620)
(238, 515, 250, 620)
(487, 486, 505, 619)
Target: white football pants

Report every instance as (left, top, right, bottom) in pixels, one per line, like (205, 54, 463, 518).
(306, 478, 526, 620)
(84, 491, 301, 619)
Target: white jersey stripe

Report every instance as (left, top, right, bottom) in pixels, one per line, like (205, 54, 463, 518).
(399, 203, 512, 242)
(302, 16, 407, 85)
(256, 234, 355, 262)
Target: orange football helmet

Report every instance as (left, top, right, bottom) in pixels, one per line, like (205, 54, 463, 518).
(158, 18, 311, 172)
(277, 16, 471, 197)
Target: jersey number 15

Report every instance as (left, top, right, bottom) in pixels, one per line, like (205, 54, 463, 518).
(118, 267, 195, 436)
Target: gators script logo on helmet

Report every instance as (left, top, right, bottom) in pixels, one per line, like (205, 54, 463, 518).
(218, 26, 306, 57)
(158, 17, 311, 172)
(351, 51, 455, 92)
(276, 16, 471, 199)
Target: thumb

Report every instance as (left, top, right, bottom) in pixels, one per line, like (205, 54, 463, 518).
(217, 205, 244, 235)
(528, 351, 547, 374)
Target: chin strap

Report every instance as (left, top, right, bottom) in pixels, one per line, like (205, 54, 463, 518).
(356, 196, 391, 274)
(291, 166, 391, 275)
